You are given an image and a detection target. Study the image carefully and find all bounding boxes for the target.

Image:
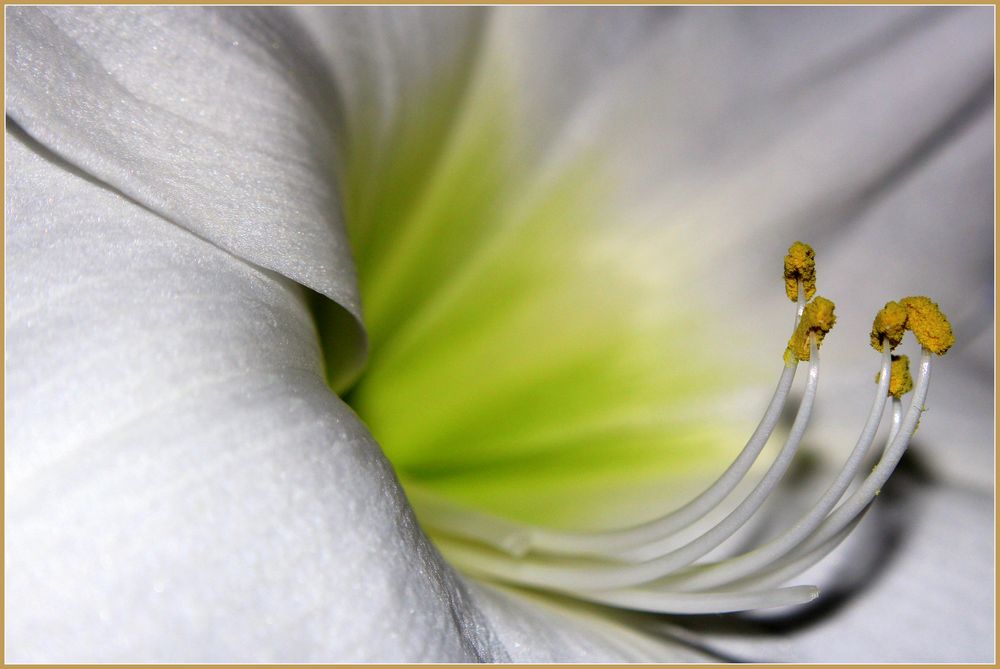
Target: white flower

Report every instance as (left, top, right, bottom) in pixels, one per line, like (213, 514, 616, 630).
(5, 6, 993, 662)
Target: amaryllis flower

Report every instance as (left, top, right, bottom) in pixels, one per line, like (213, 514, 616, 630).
(5, 6, 993, 662)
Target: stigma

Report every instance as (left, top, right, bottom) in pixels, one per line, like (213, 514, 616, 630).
(413, 242, 952, 615)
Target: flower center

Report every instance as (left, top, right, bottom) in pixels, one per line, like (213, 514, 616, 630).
(358, 242, 952, 615)
(313, 55, 955, 614)
(330, 60, 750, 532)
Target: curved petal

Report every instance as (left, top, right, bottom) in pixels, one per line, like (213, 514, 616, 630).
(5, 6, 365, 387)
(4, 121, 706, 662)
(3, 125, 481, 661)
(495, 6, 991, 369)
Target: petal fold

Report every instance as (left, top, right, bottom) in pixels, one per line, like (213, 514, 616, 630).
(6, 116, 703, 663)
(6, 6, 365, 387)
(5, 126, 504, 662)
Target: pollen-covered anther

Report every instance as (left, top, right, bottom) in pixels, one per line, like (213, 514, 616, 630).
(784, 296, 836, 364)
(784, 241, 817, 302)
(875, 354, 914, 398)
(900, 296, 955, 355)
(870, 301, 908, 352)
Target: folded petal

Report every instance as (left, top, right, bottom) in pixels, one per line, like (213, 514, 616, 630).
(6, 6, 366, 387)
(5, 125, 490, 661)
(6, 119, 710, 662)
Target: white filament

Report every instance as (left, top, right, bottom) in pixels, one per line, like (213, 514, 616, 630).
(438, 340, 822, 593)
(524, 362, 799, 559)
(670, 349, 930, 596)
(417, 291, 807, 559)
(784, 349, 931, 556)
(659, 346, 893, 591)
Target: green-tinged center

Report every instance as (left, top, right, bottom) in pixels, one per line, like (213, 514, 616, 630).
(321, 59, 752, 532)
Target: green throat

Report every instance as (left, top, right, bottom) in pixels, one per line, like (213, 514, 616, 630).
(318, 59, 749, 533)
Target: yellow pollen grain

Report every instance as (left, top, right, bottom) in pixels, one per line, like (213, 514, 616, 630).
(870, 301, 908, 352)
(784, 296, 836, 363)
(784, 241, 817, 302)
(900, 296, 955, 355)
(875, 354, 914, 398)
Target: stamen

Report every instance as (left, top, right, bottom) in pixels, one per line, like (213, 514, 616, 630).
(784, 241, 816, 302)
(720, 302, 951, 593)
(414, 362, 800, 558)
(407, 486, 532, 556)
(418, 268, 816, 558)
(520, 287, 809, 559)
(800, 348, 932, 550)
(522, 363, 797, 558)
(715, 350, 931, 594)
(887, 395, 904, 445)
(427, 287, 810, 560)
(784, 296, 836, 365)
(440, 537, 820, 614)
(559, 583, 820, 615)
(619, 336, 822, 563)
(403, 243, 955, 617)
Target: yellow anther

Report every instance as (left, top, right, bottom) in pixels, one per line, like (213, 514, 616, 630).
(784, 241, 817, 302)
(875, 354, 914, 398)
(900, 296, 955, 355)
(870, 296, 954, 355)
(784, 296, 836, 364)
(870, 301, 908, 352)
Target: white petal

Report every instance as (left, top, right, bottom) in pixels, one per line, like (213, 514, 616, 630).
(4, 125, 483, 661)
(6, 124, 708, 662)
(503, 7, 992, 221)
(6, 8, 715, 660)
(5, 6, 365, 387)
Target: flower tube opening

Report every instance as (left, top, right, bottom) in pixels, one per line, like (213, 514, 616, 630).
(407, 244, 955, 616)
